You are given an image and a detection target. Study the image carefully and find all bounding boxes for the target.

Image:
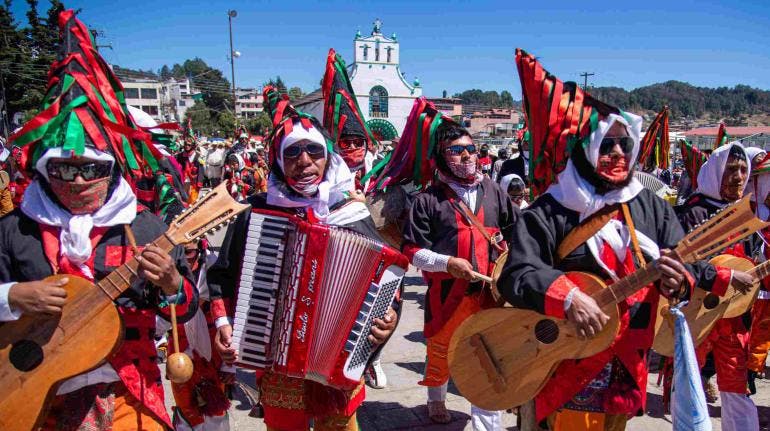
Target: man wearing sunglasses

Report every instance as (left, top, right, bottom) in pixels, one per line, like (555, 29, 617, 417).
(498, 105, 738, 429)
(402, 120, 516, 429)
(0, 12, 199, 430)
(208, 86, 399, 431)
(676, 142, 759, 431)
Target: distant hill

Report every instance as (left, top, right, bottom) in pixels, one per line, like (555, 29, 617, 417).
(587, 81, 770, 120)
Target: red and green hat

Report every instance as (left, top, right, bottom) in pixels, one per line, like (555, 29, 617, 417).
(365, 97, 459, 193)
(639, 106, 670, 171)
(516, 48, 630, 196)
(321, 48, 376, 147)
(263, 85, 333, 168)
(679, 139, 709, 189)
(8, 10, 161, 180)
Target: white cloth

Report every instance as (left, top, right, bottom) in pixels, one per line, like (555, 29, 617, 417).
(267, 128, 369, 225)
(695, 142, 750, 201)
(21, 177, 136, 276)
(183, 252, 218, 361)
(447, 182, 479, 212)
(412, 249, 450, 273)
(499, 173, 524, 195)
(0, 146, 9, 163)
(0, 282, 21, 321)
(56, 364, 121, 395)
(470, 405, 503, 431)
(719, 392, 759, 431)
(174, 412, 230, 431)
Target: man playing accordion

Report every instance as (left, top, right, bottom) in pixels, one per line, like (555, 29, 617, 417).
(208, 87, 399, 431)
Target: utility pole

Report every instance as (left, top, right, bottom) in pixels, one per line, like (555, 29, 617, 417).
(89, 29, 113, 51)
(0, 70, 8, 139)
(580, 72, 595, 89)
(227, 10, 238, 120)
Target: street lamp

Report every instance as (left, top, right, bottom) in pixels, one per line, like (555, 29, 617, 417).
(228, 9, 237, 117)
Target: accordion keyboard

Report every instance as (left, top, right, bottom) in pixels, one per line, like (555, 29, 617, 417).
(232, 214, 293, 368)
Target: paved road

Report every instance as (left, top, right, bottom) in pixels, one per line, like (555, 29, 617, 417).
(163, 263, 770, 430)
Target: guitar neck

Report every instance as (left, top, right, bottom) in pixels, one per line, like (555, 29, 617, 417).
(593, 263, 662, 308)
(95, 234, 176, 300)
(750, 259, 770, 281)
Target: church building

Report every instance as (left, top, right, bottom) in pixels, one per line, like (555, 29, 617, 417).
(349, 19, 422, 140)
(295, 19, 422, 141)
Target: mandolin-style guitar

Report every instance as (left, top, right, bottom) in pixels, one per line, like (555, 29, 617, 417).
(0, 182, 249, 431)
(653, 254, 769, 357)
(446, 195, 769, 411)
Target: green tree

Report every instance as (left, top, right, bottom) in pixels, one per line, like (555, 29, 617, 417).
(245, 111, 272, 135)
(288, 86, 304, 101)
(500, 90, 514, 107)
(184, 101, 216, 135)
(217, 111, 237, 135)
(265, 76, 288, 95)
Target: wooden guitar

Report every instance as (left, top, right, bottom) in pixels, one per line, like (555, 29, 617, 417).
(446, 195, 769, 411)
(653, 254, 769, 357)
(0, 182, 249, 431)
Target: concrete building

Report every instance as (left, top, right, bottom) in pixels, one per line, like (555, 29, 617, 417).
(426, 97, 463, 119)
(683, 125, 770, 149)
(235, 88, 264, 119)
(114, 67, 164, 121)
(467, 108, 521, 136)
(161, 77, 198, 122)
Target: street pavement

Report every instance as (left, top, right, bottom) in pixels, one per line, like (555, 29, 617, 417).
(163, 256, 770, 430)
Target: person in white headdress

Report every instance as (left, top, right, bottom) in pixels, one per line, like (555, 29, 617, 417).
(499, 112, 737, 430)
(677, 142, 759, 431)
(499, 173, 529, 209)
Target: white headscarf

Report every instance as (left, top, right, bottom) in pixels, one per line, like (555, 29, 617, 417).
(499, 174, 525, 195)
(0, 145, 9, 163)
(22, 147, 136, 278)
(267, 123, 369, 226)
(695, 142, 750, 202)
(546, 112, 658, 280)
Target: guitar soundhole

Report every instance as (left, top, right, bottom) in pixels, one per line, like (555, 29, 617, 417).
(9, 340, 44, 372)
(703, 294, 720, 310)
(534, 319, 559, 344)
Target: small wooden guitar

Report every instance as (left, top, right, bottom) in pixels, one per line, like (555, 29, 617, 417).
(0, 182, 249, 431)
(446, 195, 769, 411)
(653, 254, 769, 357)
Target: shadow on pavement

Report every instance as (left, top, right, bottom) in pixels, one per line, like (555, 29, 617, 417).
(403, 330, 426, 344)
(359, 401, 470, 430)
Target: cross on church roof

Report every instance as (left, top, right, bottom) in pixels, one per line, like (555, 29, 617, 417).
(372, 18, 382, 35)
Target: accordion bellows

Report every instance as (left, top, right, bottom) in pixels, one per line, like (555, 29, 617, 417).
(232, 209, 408, 389)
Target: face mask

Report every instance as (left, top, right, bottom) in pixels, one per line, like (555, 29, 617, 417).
(595, 155, 630, 183)
(49, 176, 111, 215)
(447, 160, 477, 180)
(340, 147, 366, 170)
(287, 174, 323, 197)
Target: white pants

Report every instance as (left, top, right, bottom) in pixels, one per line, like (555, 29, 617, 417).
(427, 382, 503, 431)
(720, 392, 758, 431)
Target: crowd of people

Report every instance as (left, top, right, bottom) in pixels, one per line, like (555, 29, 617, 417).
(2, 10, 770, 431)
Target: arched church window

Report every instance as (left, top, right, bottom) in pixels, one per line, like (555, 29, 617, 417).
(369, 86, 388, 118)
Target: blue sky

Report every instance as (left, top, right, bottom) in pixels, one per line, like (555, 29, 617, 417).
(10, 0, 770, 98)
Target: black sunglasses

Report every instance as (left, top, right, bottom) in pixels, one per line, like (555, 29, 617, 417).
(339, 137, 367, 150)
(444, 144, 477, 156)
(600, 136, 634, 155)
(283, 142, 326, 159)
(47, 160, 113, 181)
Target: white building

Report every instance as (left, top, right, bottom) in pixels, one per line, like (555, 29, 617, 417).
(235, 88, 264, 119)
(161, 77, 198, 122)
(295, 19, 422, 140)
(122, 78, 163, 121)
(349, 19, 421, 139)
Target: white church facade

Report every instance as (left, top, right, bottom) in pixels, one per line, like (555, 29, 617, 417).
(349, 19, 422, 140)
(295, 19, 422, 141)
